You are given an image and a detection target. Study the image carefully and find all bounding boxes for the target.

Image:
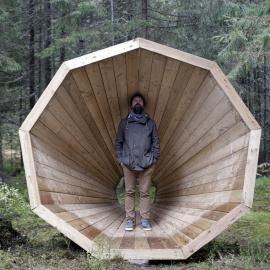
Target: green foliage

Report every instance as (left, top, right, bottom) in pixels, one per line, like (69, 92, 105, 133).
(0, 181, 30, 225)
(213, 0, 270, 79)
(0, 54, 21, 72)
(85, 237, 112, 270)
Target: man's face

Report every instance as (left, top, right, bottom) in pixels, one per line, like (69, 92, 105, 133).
(131, 96, 144, 109)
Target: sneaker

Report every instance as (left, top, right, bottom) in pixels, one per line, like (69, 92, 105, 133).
(125, 221, 134, 231)
(141, 221, 151, 231)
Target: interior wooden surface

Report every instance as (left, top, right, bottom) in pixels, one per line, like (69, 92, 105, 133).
(29, 48, 251, 252)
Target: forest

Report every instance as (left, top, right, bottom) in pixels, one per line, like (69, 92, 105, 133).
(0, 0, 270, 179)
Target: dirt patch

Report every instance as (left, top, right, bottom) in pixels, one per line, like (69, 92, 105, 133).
(0, 218, 30, 251)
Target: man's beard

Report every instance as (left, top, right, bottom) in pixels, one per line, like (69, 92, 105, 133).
(133, 104, 144, 114)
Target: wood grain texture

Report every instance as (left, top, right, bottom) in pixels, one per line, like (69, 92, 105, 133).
(182, 204, 250, 258)
(19, 130, 40, 209)
(242, 129, 261, 207)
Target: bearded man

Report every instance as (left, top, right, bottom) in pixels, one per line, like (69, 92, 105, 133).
(115, 93, 160, 231)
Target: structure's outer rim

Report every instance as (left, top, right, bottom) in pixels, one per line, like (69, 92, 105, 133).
(181, 203, 250, 259)
(20, 63, 70, 132)
(210, 63, 260, 131)
(33, 205, 94, 252)
(243, 129, 262, 208)
(138, 38, 216, 70)
(110, 248, 185, 260)
(19, 129, 40, 209)
(18, 38, 261, 260)
(64, 39, 140, 70)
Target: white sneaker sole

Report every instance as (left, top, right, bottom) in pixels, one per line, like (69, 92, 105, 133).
(142, 227, 152, 231)
(125, 227, 134, 231)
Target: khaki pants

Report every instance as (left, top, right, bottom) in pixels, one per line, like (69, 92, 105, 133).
(121, 163, 155, 222)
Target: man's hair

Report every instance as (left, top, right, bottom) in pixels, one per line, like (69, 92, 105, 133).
(130, 93, 146, 107)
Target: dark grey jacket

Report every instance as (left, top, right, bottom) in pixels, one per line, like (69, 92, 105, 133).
(115, 113, 160, 171)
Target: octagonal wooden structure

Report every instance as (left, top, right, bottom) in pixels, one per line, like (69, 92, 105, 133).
(19, 38, 261, 260)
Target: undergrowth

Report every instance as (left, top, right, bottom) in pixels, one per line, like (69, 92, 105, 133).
(0, 177, 269, 269)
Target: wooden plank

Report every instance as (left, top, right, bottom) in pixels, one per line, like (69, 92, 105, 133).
(112, 54, 129, 119)
(146, 53, 167, 118)
(242, 129, 261, 207)
(156, 95, 232, 180)
(155, 111, 244, 186)
(31, 136, 112, 193)
(64, 39, 140, 70)
(158, 147, 248, 190)
(93, 212, 126, 242)
(165, 133, 250, 186)
(134, 211, 150, 249)
(154, 204, 227, 222)
(61, 73, 121, 174)
(138, 49, 153, 100)
(156, 122, 249, 188)
(20, 64, 70, 131)
(144, 227, 165, 249)
(158, 175, 245, 199)
(33, 205, 94, 252)
(19, 130, 40, 209)
(149, 218, 179, 249)
(37, 110, 116, 187)
(158, 68, 210, 155)
(99, 58, 122, 132)
(67, 207, 122, 231)
(45, 97, 118, 182)
(150, 212, 192, 247)
(45, 203, 117, 214)
(158, 202, 240, 213)
(126, 49, 139, 101)
(55, 205, 120, 222)
(85, 62, 117, 142)
(110, 248, 184, 260)
(110, 216, 128, 249)
(151, 206, 204, 239)
(80, 208, 125, 240)
(156, 84, 225, 173)
(35, 159, 113, 196)
(40, 191, 117, 205)
(139, 38, 215, 70)
(153, 58, 181, 128)
(182, 204, 250, 259)
(157, 62, 194, 140)
(119, 231, 135, 249)
(210, 63, 260, 130)
(158, 161, 246, 195)
(37, 176, 116, 200)
(155, 189, 243, 204)
(151, 205, 215, 231)
(55, 85, 119, 179)
(71, 67, 118, 181)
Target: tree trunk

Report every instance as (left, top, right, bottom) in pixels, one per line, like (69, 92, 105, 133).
(0, 108, 3, 181)
(111, 0, 114, 45)
(142, 0, 147, 38)
(44, 0, 52, 87)
(29, 0, 35, 109)
(264, 55, 270, 163)
(127, 0, 133, 40)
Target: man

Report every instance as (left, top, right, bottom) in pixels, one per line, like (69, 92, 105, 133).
(115, 93, 160, 231)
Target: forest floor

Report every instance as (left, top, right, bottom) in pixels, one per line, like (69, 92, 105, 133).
(0, 174, 269, 270)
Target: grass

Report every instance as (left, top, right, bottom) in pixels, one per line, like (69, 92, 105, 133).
(0, 163, 270, 269)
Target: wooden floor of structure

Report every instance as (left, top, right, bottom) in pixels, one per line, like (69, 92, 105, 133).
(44, 201, 239, 251)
